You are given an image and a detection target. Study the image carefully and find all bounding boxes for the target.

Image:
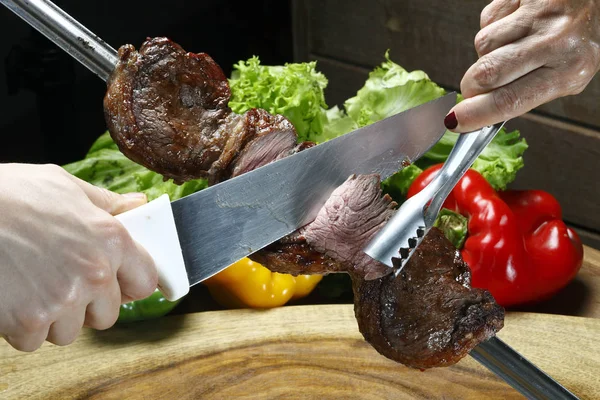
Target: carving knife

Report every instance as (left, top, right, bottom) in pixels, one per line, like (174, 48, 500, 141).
(0, 0, 456, 300)
(0, 0, 454, 299)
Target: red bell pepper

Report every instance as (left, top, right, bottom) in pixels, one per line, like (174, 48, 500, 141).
(407, 164, 584, 307)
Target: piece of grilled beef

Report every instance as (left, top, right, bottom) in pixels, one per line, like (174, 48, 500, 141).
(352, 228, 504, 369)
(104, 37, 300, 185)
(252, 175, 504, 369)
(251, 175, 395, 279)
(104, 38, 504, 369)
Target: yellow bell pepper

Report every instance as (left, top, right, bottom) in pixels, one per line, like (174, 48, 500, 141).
(203, 257, 322, 309)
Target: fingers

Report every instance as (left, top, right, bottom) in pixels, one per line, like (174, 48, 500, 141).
(461, 38, 548, 98)
(4, 333, 47, 352)
(4, 321, 50, 352)
(66, 172, 156, 321)
(46, 308, 86, 346)
(66, 174, 147, 215)
(117, 240, 158, 303)
(85, 219, 157, 319)
(448, 66, 560, 132)
(480, 0, 520, 29)
(474, 8, 532, 57)
(84, 280, 122, 330)
(456, 0, 600, 132)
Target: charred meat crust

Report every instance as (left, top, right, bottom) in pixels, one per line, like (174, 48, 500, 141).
(300, 174, 396, 280)
(228, 109, 298, 179)
(104, 38, 232, 183)
(255, 228, 505, 370)
(250, 241, 346, 276)
(255, 229, 505, 369)
(253, 176, 504, 369)
(352, 228, 504, 370)
(104, 37, 299, 185)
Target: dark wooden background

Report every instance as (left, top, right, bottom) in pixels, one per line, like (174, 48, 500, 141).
(292, 0, 600, 249)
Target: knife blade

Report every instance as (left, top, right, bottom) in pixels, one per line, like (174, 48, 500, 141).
(115, 93, 456, 301)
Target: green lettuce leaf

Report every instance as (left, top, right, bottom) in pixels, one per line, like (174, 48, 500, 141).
(324, 52, 442, 199)
(310, 106, 357, 144)
(381, 164, 423, 200)
(434, 208, 468, 249)
(63, 132, 207, 201)
(330, 52, 527, 192)
(228, 56, 329, 142)
(418, 128, 528, 190)
(344, 51, 446, 128)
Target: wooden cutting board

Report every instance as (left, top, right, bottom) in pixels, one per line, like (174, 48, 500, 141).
(0, 307, 598, 399)
(1, 246, 599, 399)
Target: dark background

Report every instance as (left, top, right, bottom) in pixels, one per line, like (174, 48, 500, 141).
(0, 0, 293, 165)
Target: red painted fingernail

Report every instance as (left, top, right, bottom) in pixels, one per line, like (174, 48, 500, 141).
(444, 111, 458, 130)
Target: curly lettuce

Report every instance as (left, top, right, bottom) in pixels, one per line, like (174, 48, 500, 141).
(327, 52, 528, 192)
(228, 56, 329, 142)
(418, 128, 528, 190)
(344, 52, 446, 127)
(380, 164, 423, 199)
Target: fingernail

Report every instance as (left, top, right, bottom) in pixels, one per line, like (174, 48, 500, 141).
(123, 192, 147, 200)
(444, 111, 458, 130)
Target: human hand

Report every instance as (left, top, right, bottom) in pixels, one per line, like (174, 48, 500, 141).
(0, 163, 158, 351)
(445, 0, 600, 132)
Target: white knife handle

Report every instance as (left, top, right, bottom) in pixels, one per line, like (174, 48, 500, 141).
(114, 194, 190, 301)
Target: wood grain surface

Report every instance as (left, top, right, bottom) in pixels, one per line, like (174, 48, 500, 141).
(1, 246, 599, 399)
(297, 0, 600, 129)
(0, 307, 598, 400)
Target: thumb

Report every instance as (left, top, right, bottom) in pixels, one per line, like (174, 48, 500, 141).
(69, 176, 147, 215)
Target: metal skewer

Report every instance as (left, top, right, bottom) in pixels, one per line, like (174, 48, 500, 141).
(0, 1, 583, 398)
(474, 337, 578, 399)
(1, 0, 117, 81)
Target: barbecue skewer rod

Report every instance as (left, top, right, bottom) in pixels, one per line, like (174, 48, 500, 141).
(473, 337, 578, 399)
(0, 1, 582, 398)
(1, 0, 117, 81)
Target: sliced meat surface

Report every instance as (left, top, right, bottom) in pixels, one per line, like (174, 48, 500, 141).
(301, 174, 396, 280)
(253, 175, 504, 369)
(228, 109, 298, 179)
